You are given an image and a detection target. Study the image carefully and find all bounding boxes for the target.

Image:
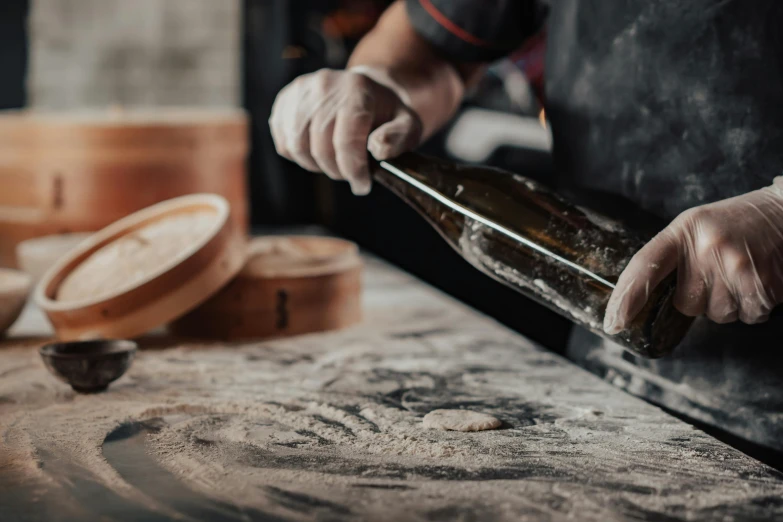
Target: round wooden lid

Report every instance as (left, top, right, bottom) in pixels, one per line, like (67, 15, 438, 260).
(34, 194, 246, 341)
(241, 236, 361, 278)
(0, 107, 247, 144)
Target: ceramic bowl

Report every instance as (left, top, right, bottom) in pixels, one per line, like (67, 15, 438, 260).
(39, 339, 138, 393)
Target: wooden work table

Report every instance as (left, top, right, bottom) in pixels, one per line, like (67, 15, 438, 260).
(1, 255, 782, 521)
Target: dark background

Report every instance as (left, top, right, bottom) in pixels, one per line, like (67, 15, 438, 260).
(0, 1, 28, 111)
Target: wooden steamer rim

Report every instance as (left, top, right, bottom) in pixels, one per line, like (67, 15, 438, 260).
(242, 236, 361, 278)
(170, 236, 363, 341)
(34, 194, 246, 341)
(0, 108, 249, 160)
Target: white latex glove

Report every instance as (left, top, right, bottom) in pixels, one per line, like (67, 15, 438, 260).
(268, 67, 422, 195)
(604, 177, 783, 334)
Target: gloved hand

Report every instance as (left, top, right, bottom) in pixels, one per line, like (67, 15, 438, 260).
(268, 67, 422, 195)
(604, 178, 783, 334)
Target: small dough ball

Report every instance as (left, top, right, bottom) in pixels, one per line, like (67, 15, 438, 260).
(422, 409, 501, 432)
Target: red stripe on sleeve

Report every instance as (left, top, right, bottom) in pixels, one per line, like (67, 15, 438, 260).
(418, 0, 494, 48)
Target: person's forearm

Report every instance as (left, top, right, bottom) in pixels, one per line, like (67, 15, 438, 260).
(347, 1, 484, 140)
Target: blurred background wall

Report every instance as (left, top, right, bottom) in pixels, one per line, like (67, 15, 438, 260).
(27, 0, 241, 109)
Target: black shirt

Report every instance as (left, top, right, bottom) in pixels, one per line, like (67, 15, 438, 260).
(406, 0, 783, 452)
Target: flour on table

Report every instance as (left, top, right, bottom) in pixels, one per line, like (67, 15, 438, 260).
(422, 409, 502, 432)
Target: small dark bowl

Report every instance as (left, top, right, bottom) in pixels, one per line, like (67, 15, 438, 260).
(39, 339, 137, 393)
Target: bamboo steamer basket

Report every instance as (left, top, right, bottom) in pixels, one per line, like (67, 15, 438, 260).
(0, 108, 248, 267)
(170, 236, 362, 341)
(34, 194, 246, 341)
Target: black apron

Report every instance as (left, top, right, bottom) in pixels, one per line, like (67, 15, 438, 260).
(544, 0, 783, 452)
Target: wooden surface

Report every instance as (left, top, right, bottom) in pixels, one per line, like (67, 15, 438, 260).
(2, 256, 783, 521)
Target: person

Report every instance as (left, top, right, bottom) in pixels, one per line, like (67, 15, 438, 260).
(269, 0, 783, 455)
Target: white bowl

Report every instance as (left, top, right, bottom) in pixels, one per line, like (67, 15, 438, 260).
(0, 268, 32, 335)
(16, 233, 92, 281)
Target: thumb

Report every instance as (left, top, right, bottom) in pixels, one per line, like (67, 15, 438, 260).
(604, 229, 680, 334)
(367, 108, 422, 160)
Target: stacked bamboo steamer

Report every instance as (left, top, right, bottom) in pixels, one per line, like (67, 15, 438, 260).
(0, 108, 249, 267)
(32, 194, 364, 342)
(170, 236, 363, 341)
(34, 194, 248, 341)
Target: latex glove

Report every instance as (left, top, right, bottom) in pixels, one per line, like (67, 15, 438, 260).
(604, 178, 783, 334)
(268, 67, 422, 195)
